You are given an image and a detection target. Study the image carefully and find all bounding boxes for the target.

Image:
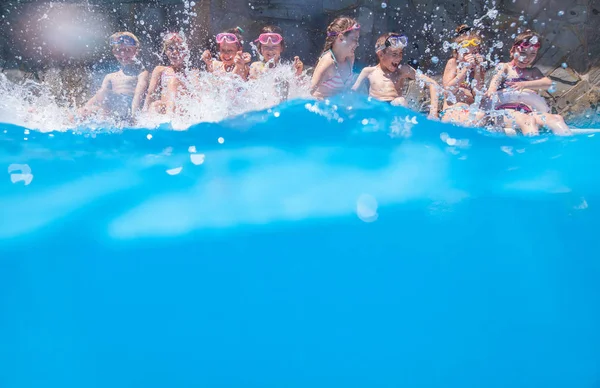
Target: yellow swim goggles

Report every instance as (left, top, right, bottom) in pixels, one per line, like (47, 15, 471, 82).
(460, 38, 481, 48)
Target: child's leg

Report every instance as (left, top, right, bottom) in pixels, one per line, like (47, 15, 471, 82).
(150, 100, 167, 115)
(441, 108, 485, 127)
(390, 97, 407, 107)
(532, 113, 572, 136)
(504, 110, 538, 136)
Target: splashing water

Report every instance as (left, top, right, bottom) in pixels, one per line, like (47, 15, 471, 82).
(0, 62, 310, 131)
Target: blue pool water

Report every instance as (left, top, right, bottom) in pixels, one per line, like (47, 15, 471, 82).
(1, 98, 600, 387)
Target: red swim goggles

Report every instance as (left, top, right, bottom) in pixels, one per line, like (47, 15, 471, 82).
(255, 33, 283, 45)
(327, 23, 361, 37)
(216, 33, 240, 44)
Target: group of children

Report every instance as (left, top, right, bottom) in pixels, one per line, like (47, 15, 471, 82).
(78, 17, 571, 135)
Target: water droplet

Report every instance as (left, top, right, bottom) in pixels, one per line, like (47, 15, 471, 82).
(558, 10, 564, 16)
(188, 146, 196, 153)
(139, 20, 145, 25)
(357, 194, 379, 223)
(381, 2, 387, 8)
(146, 134, 152, 140)
(361, 119, 369, 125)
(166, 167, 183, 175)
(431, 56, 439, 64)
(561, 62, 568, 69)
(274, 111, 280, 117)
(190, 154, 205, 165)
(218, 137, 224, 144)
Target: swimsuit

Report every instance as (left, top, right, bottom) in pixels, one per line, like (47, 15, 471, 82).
(319, 50, 354, 94)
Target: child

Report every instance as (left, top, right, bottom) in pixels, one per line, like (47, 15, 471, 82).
(249, 25, 304, 79)
(440, 25, 487, 127)
(201, 27, 251, 80)
(352, 32, 439, 118)
(311, 16, 360, 99)
(486, 30, 571, 135)
(143, 32, 188, 114)
(78, 32, 149, 122)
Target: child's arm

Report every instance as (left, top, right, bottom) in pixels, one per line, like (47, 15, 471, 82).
(165, 76, 181, 115)
(442, 57, 471, 90)
(233, 51, 250, 81)
(506, 68, 552, 91)
(202, 50, 214, 73)
(83, 74, 112, 109)
(293, 56, 304, 77)
(249, 62, 261, 80)
(351, 67, 372, 93)
(310, 56, 334, 96)
(405, 66, 439, 118)
(486, 63, 507, 96)
(132, 70, 150, 115)
(143, 67, 163, 111)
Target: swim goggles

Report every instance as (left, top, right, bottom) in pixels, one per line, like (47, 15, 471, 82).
(255, 33, 283, 45)
(110, 35, 138, 47)
(376, 34, 408, 52)
(327, 23, 361, 37)
(163, 32, 184, 43)
(459, 38, 481, 48)
(216, 33, 240, 44)
(517, 40, 541, 50)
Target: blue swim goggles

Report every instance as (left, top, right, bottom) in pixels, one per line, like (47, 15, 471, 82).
(376, 34, 408, 52)
(110, 35, 138, 47)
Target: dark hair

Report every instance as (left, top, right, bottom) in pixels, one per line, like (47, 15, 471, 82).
(321, 16, 358, 56)
(256, 25, 285, 52)
(455, 24, 472, 37)
(512, 30, 543, 51)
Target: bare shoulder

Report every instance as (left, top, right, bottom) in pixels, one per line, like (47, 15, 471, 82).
(151, 66, 167, 77)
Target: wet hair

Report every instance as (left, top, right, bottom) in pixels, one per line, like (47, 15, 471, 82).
(321, 16, 359, 55)
(256, 25, 285, 52)
(109, 32, 140, 47)
(451, 25, 483, 58)
(375, 33, 402, 62)
(219, 27, 244, 50)
(512, 30, 543, 51)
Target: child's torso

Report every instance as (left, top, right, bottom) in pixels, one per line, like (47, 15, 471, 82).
(368, 66, 405, 101)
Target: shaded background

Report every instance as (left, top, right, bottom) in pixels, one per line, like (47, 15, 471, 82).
(0, 0, 599, 122)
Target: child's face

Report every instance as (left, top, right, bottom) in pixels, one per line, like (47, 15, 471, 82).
(260, 43, 283, 62)
(219, 42, 239, 65)
(458, 45, 479, 59)
(336, 30, 360, 56)
(513, 47, 539, 68)
(112, 45, 138, 65)
(165, 43, 187, 66)
(378, 47, 403, 72)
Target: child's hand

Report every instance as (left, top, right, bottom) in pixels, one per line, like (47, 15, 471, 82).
(234, 51, 246, 68)
(506, 81, 527, 91)
(293, 56, 304, 76)
(201, 50, 212, 64)
(463, 54, 477, 68)
(241, 52, 252, 64)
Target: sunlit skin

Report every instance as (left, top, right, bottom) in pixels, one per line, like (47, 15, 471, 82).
(164, 43, 187, 68)
(440, 40, 487, 127)
(250, 42, 304, 79)
(261, 43, 282, 63)
(202, 41, 251, 80)
(143, 42, 189, 114)
(311, 29, 360, 98)
(77, 42, 148, 123)
(352, 47, 439, 118)
(486, 41, 571, 136)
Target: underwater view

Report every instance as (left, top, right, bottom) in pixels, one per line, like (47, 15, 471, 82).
(1, 0, 600, 387)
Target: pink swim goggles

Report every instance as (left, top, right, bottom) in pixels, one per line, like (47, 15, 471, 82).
(327, 23, 361, 37)
(216, 33, 240, 44)
(516, 40, 541, 50)
(255, 33, 283, 45)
